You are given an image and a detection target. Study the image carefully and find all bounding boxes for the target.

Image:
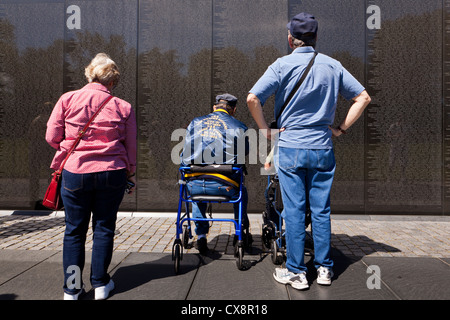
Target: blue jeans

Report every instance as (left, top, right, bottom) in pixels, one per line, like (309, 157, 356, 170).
(61, 169, 126, 294)
(275, 147, 335, 273)
(186, 179, 249, 236)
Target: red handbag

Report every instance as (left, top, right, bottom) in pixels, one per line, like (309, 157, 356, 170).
(42, 95, 113, 210)
(42, 171, 63, 210)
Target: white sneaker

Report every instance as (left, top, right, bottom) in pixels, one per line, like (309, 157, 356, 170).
(63, 288, 84, 300)
(95, 279, 115, 300)
(317, 266, 334, 285)
(273, 267, 309, 290)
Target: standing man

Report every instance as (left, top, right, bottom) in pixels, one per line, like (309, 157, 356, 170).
(247, 13, 370, 289)
(181, 94, 251, 255)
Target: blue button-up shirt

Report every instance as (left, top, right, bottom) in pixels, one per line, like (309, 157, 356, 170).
(249, 46, 365, 149)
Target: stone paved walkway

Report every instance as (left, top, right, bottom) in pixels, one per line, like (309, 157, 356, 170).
(0, 212, 448, 258)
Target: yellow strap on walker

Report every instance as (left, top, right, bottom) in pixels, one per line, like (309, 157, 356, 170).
(184, 172, 239, 188)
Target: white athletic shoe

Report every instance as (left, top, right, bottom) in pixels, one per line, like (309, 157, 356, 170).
(273, 267, 309, 290)
(95, 279, 115, 300)
(63, 287, 84, 300)
(316, 266, 334, 285)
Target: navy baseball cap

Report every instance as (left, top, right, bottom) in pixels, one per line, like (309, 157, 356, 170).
(215, 93, 238, 107)
(287, 12, 318, 40)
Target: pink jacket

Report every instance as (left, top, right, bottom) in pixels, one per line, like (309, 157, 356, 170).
(46, 83, 137, 174)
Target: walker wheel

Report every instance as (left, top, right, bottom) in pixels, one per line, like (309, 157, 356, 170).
(271, 239, 282, 265)
(173, 241, 182, 274)
(235, 245, 244, 270)
(261, 224, 272, 249)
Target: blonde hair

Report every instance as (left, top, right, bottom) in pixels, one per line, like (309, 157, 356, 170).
(85, 53, 120, 86)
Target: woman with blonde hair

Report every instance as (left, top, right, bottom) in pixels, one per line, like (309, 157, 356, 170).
(46, 53, 137, 300)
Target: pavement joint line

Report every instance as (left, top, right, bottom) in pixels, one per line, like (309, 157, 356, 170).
(360, 259, 402, 300)
(0, 250, 60, 287)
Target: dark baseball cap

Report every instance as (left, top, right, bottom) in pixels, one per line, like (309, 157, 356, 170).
(215, 93, 238, 107)
(287, 12, 318, 40)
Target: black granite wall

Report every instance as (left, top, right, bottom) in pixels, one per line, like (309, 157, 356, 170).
(0, 0, 447, 215)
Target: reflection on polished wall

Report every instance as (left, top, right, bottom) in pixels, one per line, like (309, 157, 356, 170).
(0, 0, 447, 215)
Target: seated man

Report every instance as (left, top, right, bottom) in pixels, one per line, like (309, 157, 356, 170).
(180, 94, 251, 254)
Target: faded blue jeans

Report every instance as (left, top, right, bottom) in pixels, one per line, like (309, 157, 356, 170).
(186, 179, 249, 236)
(275, 147, 335, 274)
(61, 169, 126, 295)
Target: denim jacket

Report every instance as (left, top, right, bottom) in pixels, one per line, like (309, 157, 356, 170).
(180, 109, 249, 187)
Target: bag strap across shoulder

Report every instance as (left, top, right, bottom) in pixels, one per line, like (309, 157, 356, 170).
(56, 95, 113, 174)
(275, 51, 318, 123)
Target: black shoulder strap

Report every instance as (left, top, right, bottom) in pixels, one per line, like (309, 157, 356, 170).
(275, 51, 318, 122)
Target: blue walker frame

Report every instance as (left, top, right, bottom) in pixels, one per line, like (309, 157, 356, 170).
(172, 165, 246, 274)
